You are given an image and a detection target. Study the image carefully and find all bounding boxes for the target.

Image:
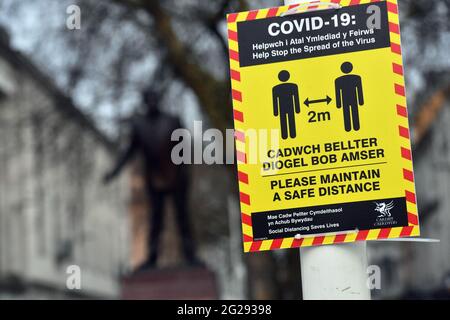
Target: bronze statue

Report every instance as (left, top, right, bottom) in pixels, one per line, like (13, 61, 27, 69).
(103, 89, 200, 270)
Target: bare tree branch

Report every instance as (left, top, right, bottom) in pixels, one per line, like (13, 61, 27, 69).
(107, 0, 232, 133)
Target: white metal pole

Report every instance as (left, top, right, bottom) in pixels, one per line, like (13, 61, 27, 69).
(300, 241, 370, 300)
(282, 0, 371, 300)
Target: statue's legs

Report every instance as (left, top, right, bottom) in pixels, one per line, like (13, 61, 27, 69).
(147, 189, 165, 265)
(173, 183, 198, 264)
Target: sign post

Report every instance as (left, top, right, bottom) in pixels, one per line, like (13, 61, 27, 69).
(299, 236, 370, 299)
(285, 0, 370, 301)
(227, 0, 419, 300)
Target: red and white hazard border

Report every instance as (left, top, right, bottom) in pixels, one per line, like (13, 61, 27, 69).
(227, 0, 420, 253)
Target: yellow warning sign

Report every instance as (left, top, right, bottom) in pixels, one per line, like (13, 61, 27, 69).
(227, 0, 420, 252)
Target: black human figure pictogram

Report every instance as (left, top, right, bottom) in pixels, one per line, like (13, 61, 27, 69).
(103, 89, 201, 271)
(272, 70, 301, 139)
(335, 62, 365, 132)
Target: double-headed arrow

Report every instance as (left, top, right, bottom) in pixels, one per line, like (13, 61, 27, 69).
(304, 95, 332, 107)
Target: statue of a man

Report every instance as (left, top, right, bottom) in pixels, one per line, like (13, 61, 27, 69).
(103, 89, 200, 270)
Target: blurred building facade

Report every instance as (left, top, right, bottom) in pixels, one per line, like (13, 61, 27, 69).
(0, 27, 246, 300)
(0, 30, 130, 299)
(369, 83, 450, 299)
